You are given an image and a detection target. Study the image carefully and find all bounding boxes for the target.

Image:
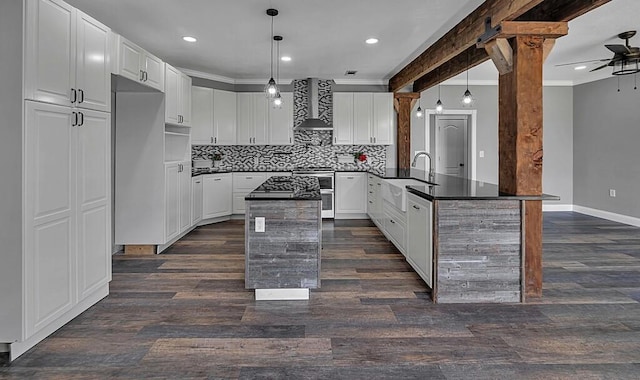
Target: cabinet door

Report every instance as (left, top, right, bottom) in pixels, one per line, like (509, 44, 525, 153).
(213, 90, 237, 145)
(373, 93, 394, 145)
(203, 174, 233, 219)
(407, 195, 433, 287)
(179, 162, 191, 233)
(191, 86, 214, 144)
(76, 109, 110, 299)
(24, 0, 75, 107)
(142, 52, 164, 92)
(335, 173, 367, 214)
(75, 11, 110, 112)
(235, 92, 253, 145)
(164, 64, 180, 125)
(117, 36, 143, 84)
(164, 163, 180, 242)
(268, 92, 293, 145)
(253, 93, 268, 145)
(332, 93, 353, 145)
(24, 101, 76, 338)
(180, 73, 192, 127)
(353, 93, 373, 145)
(191, 177, 203, 225)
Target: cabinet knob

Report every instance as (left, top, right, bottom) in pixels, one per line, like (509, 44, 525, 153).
(412, 205, 420, 210)
(390, 219, 396, 224)
(214, 178, 221, 181)
(346, 176, 354, 179)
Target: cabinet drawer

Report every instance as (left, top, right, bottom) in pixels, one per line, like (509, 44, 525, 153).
(232, 173, 266, 191)
(384, 215, 406, 254)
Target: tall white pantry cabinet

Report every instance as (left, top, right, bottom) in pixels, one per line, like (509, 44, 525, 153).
(0, 0, 112, 361)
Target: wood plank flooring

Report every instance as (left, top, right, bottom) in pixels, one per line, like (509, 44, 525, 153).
(2, 212, 640, 379)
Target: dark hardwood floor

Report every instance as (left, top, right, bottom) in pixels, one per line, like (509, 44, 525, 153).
(2, 212, 640, 379)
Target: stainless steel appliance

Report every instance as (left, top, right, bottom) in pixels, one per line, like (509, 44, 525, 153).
(293, 166, 334, 218)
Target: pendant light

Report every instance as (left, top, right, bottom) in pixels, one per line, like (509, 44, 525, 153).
(272, 35, 283, 108)
(415, 97, 424, 118)
(461, 50, 474, 107)
(264, 9, 279, 98)
(435, 85, 444, 114)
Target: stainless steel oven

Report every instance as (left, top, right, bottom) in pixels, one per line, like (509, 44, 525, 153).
(293, 167, 334, 218)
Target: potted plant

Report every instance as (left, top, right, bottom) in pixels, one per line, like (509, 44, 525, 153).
(212, 153, 223, 168)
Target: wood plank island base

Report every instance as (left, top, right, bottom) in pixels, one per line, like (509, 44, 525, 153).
(244, 176, 322, 300)
(373, 169, 558, 304)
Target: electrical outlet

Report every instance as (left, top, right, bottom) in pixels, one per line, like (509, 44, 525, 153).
(609, 189, 616, 197)
(479, 150, 485, 158)
(255, 217, 265, 232)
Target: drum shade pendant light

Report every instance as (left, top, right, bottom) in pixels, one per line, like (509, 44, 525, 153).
(272, 35, 283, 108)
(435, 85, 444, 114)
(264, 9, 279, 98)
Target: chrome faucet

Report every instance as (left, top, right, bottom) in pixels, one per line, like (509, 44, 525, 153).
(411, 151, 434, 180)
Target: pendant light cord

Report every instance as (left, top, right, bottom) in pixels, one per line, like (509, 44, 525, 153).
(270, 16, 274, 79)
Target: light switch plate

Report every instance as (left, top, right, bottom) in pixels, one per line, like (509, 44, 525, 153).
(255, 217, 265, 232)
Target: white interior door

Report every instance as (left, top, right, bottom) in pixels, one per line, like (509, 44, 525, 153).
(436, 117, 468, 178)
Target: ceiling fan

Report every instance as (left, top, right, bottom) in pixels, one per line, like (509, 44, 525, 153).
(556, 31, 640, 75)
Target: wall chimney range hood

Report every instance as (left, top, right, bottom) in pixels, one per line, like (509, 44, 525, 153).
(294, 78, 332, 131)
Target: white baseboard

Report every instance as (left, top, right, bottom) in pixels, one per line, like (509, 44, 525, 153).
(542, 204, 574, 212)
(573, 205, 640, 227)
(334, 213, 369, 220)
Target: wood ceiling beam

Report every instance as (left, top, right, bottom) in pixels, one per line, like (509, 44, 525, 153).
(389, 0, 544, 93)
(404, 0, 611, 93)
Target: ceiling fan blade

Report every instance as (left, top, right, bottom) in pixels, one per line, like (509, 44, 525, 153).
(554, 58, 610, 67)
(590, 62, 612, 72)
(605, 44, 631, 54)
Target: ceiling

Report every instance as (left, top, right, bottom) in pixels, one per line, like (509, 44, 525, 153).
(66, 0, 640, 87)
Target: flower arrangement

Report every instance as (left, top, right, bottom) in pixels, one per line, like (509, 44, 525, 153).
(354, 152, 367, 162)
(211, 153, 223, 161)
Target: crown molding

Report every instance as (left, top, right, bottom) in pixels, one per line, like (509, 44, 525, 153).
(177, 68, 236, 84)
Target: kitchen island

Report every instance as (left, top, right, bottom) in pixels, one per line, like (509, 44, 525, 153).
(370, 169, 557, 304)
(244, 176, 322, 300)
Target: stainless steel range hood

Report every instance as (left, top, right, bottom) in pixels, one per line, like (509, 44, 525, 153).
(294, 78, 332, 131)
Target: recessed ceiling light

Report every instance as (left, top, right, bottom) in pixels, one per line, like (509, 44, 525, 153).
(281, 56, 292, 62)
(182, 36, 197, 43)
(574, 65, 587, 70)
(365, 38, 379, 45)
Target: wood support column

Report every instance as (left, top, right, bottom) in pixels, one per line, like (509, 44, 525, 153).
(393, 93, 420, 170)
(496, 29, 564, 300)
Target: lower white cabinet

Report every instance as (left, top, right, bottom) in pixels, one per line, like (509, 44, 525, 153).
(203, 173, 232, 219)
(335, 172, 367, 217)
(367, 174, 384, 228)
(407, 193, 433, 287)
(383, 202, 407, 255)
(232, 172, 267, 214)
(191, 177, 203, 225)
(164, 161, 191, 242)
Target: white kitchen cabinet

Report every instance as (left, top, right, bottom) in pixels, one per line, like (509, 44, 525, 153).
(114, 34, 164, 92)
(268, 92, 294, 145)
(192, 87, 237, 145)
(383, 202, 407, 255)
(332, 92, 394, 145)
(236, 93, 268, 145)
(164, 161, 190, 242)
(232, 172, 267, 214)
(165, 64, 191, 126)
(332, 93, 353, 145)
(407, 193, 433, 287)
(203, 173, 233, 219)
(24, 0, 110, 112)
(367, 174, 384, 229)
(335, 172, 367, 217)
(191, 177, 203, 225)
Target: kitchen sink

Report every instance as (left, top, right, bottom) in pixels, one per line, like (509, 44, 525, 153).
(382, 179, 435, 212)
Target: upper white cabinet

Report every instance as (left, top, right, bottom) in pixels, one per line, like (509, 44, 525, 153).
(237, 92, 293, 146)
(335, 172, 367, 217)
(268, 92, 294, 145)
(332, 92, 394, 145)
(114, 34, 164, 92)
(165, 64, 191, 126)
(191, 87, 237, 145)
(24, 0, 110, 112)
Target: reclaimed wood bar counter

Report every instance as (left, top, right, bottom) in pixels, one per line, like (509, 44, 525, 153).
(244, 176, 322, 300)
(372, 169, 557, 304)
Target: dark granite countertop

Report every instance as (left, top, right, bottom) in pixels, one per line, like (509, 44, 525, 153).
(370, 168, 559, 201)
(192, 168, 294, 177)
(245, 176, 321, 201)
